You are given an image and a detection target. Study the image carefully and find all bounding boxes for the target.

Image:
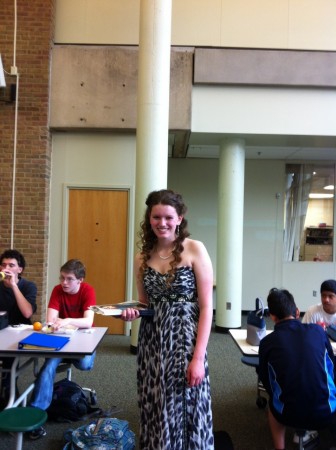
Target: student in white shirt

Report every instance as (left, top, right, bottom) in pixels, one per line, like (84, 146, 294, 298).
(302, 279, 336, 329)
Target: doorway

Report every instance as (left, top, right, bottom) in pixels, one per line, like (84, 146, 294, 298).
(67, 188, 129, 334)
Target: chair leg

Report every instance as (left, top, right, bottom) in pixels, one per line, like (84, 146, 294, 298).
(295, 429, 306, 450)
(15, 431, 23, 450)
(296, 429, 320, 450)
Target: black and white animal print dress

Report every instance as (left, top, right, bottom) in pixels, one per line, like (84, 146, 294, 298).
(137, 266, 214, 450)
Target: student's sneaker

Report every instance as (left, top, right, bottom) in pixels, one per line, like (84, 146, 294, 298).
(293, 429, 318, 444)
(28, 426, 46, 440)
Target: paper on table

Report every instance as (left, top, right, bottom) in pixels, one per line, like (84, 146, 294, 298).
(9, 324, 33, 331)
(41, 324, 78, 335)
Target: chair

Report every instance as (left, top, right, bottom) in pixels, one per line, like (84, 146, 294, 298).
(293, 429, 319, 450)
(56, 362, 97, 405)
(0, 406, 47, 450)
(241, 355, 267, 409)
(0, 358, 39, 408)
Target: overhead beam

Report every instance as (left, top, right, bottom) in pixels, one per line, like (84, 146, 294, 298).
(50, 45, 193, 131)
(194, 48, 336, 88)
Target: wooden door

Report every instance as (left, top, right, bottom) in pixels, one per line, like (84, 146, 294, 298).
(67, 189, 128, 334)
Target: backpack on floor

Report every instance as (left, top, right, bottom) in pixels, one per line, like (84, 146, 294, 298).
(47, 378, 101, 423)
(63, 417, 136, 450)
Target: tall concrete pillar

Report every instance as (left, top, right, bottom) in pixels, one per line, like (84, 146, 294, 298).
(215, 138, 245, 332)
(130, 0, 172, 352)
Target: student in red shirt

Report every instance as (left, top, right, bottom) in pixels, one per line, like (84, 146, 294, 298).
(29, 259, 96, 440)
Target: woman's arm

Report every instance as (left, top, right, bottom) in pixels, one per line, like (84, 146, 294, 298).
(186, 240, 213, 387)
(120, 253, 147, 321)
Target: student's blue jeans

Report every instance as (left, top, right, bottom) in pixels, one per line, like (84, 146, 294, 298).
(29, 352, 96, 410)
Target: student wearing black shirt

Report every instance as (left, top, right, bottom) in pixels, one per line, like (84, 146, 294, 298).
(259, 288, 336, 450)
(0, 249, 37, 407)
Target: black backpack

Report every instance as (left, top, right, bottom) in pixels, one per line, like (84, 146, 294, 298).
(47, 378, 101, 422)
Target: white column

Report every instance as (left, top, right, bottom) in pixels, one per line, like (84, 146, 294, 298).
(130, 0, 172, 352)
(215, 138, 245, 331)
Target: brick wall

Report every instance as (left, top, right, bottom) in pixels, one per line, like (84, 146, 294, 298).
(0, 0, 55, 321)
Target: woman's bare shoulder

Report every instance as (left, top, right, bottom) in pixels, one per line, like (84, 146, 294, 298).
(182, 239, 209, 265)
(184, 238, 206, 253)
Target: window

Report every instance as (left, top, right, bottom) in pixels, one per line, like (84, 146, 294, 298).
(284, 164, 334, 262)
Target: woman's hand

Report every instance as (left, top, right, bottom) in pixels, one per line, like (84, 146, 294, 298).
(186, 357, 205, 387)
(120, 308, 140, 321)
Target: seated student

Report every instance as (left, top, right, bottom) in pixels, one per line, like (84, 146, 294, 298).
(0, 249, 37, 408)
(300, 279, 336, 444)
(28, 259, 96, 440)
(259, 288, 336, 450)
(302, 279, 336, 328)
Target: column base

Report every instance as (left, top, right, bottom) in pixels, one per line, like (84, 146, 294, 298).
(215, 325, 241, 333)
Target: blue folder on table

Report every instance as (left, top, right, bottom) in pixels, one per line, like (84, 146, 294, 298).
(18, 332, 70, 351)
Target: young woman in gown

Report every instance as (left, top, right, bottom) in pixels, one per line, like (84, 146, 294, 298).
(122, 189, 214, 450)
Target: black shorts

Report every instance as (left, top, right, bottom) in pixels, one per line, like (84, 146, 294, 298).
(269, 402, 334, 431)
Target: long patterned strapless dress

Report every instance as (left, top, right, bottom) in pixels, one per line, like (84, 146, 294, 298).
(137, 266, 214, 450)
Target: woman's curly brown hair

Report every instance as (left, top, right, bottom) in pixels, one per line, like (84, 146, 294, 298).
(137, 189, 190, 283)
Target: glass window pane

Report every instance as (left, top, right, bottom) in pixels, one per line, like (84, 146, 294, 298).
(284, 164, 334, 262)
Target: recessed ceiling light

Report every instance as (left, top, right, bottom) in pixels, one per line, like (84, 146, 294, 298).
(309, 193, 334, 199)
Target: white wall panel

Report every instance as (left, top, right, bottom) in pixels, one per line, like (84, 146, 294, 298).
(48, 133, 136, 298)
(192, 86, 336, 137)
